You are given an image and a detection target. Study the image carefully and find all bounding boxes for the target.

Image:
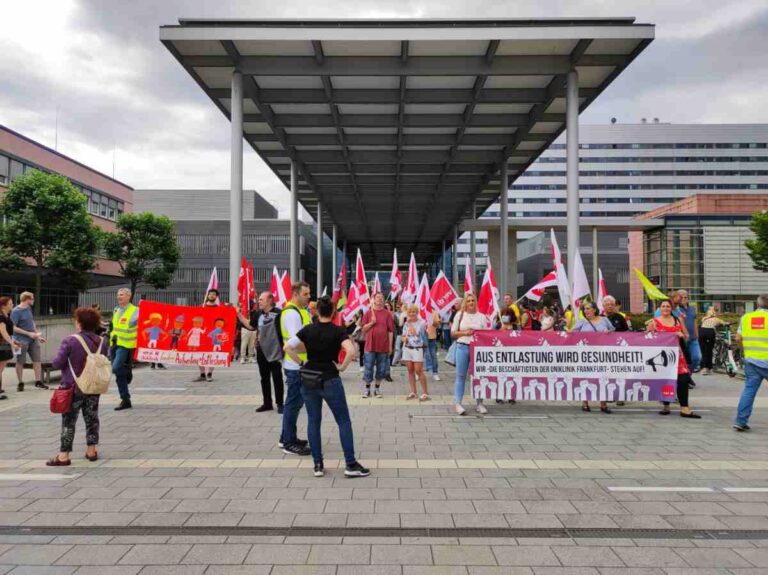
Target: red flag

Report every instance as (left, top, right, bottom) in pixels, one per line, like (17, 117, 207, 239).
(430, 271, 460, 316)
(523, 270, 558, 302)
(332, 248, 347, 305)
(342, 283, 363, 322)
(247, 262, 256, 305)
(237, 257, 249, 312)
(477, 263, 500, 317)
(281, 271, 292, 307)
(597, 268, 608, 313)
(389, 248, 402, 296)
(463, 262, 474, 295)
(402, 252, 418, 304)
(416, 273, 431, 321)
(355, 248, 370, 308)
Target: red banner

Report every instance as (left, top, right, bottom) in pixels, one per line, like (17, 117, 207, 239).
(134, 300, 237, 367)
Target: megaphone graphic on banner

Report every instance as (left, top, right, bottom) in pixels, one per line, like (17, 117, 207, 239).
(646, 349, 676, 372)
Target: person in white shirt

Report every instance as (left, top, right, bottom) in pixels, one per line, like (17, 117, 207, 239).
(450, 293, 490, 415)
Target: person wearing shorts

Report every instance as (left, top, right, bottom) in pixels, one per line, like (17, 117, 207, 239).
(11, 292, 48, 391)
(401, 304, 430, 401)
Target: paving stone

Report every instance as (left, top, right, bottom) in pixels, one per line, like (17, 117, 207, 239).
(674, 547, 753, 568)
(550, 546, 624, 567)
(270, 567, 336, 575)
(492, 546, 560, 566)
(0, 545, 72, 566)
(371, 545, 433, 565)
(338, 567, 403, 575)
(431, 545, 497, 565)
(4, 567, 77, 575)
(73, 567, 141, 575)
(243, 544, 310, 564)
(204, 567, 272, 575)
(180, 544, 251, 564)
(307, 544, 371, 564)
(136, 567, 205, 575)
(118, 545, 191, 565)
(54, 544, 132, 565)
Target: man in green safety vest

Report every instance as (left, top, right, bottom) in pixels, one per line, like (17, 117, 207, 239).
(733, 294, 768, 431)
(111, 288, 138, 411)
(278, 281, 312, 456)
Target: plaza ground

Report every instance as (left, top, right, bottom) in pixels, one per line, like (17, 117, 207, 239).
(1, 359, 768, 573)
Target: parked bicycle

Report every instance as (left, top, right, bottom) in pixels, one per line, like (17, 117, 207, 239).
(713, 323, 742, 377)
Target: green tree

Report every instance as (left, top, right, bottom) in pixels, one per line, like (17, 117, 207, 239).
(0, 170, 100, 314)
(102, 212, 181, 300)
(745, 210, 768, 273)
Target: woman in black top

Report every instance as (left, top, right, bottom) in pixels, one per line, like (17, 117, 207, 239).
(284, 296, 370, 479)
(0, 297, 21, 400)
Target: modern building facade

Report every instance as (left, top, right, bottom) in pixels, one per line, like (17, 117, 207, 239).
(629, 194, 768, 314)
(0, 124, 133, 313)
(459, 123, 768, 298)
(83, 189, 332, 310)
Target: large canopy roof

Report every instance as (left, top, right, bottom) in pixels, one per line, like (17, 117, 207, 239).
(160, 18, 654, 264)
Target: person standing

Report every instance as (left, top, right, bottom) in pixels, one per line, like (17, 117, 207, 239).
(195, 289, 221, 382)
(361, 292, 395, 398)
(647, 299, 701, 419)
(699, 307, 725, 375)
(239, 292, 284, 413)
(401, 304, 430, 401)
(502, 294, 520, 328)
(602, 296, 629, 332)
(733, 295, 768, 431)
(424, 309, 441, 382)
(451, 293, 490, 415)
(284, 296, 370, 478)
(278, 281, 312, 456)
(572, 302, 616, 413)
(111, 288, 137, 411)
(677, 290, 701, 372)
(540, 306, 556, 332)
(392, 301, 406, 366)
(46, 307, 108, 466)
(0, 297, 21, 400)
(238, 302, 257, 364)
(11, 292, 48, 391)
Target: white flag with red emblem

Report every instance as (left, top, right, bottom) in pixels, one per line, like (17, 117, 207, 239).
(342, 283, 364, 322)
(477, 263, 500, 318)
(571, 250, 591, 312)
(389, 248, 402, 297)
(430, 270, 460, 316)
(372, 272, 382, 295)
(523, 270, 558, 302)
(416, 273, 431, 321)
(332, 248, 347, 306)
(550, 229, 571, 308)
(463, 263, 474, 295)
(596, 268, 608, 313)
(401, 252, 418, 305)
(270, 267, 287, 308)
(205, 267, 221, 305)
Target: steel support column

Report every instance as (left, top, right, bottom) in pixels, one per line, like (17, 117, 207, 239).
(566, 70, 580, 299)
(452, 225, 459, 287)
(592, 227, 599, 298)
(229, 71, 243, 305)
(470, 201, 477, 293)
(316, 203, 323, 297)
(332, 224, 338, 290)
(499, 160, 509, 294)
(290, 160, 299, 282)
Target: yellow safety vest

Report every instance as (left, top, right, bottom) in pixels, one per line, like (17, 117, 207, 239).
(740, 310, 768, 362)
(112, 304, 138, 349)
(280, 302, 310, 363)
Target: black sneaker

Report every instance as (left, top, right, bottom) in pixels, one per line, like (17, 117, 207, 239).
(255, 404, 274, 413)
(17, 382, 24, 392)
(277, 405, 284, 414)
(157, 364, 166, 370)
(150, 364, 156, 370)
(35, 381, 49, 390)
(733, 423, 751, 432)
(278, 438, 308, 449)
(0, 390, 7, 400)
(194, 375, 206, 382)
(282, 443, 311, 456)
(114, 400, 132, 411)
(385, 375, 393, 382)
(313, 464, 324, 477)
(344, 462, 370, 478)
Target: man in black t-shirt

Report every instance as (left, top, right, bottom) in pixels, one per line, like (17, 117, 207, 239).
(602, 296, 629, 332)
(284, 296, 370, 479)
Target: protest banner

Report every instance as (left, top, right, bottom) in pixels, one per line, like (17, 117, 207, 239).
(471, 330, 681, 402)
(135, 300, 237, 367)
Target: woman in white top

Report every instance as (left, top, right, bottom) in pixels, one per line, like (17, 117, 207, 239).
(571, 302, 615, 414)
(540, 306, 556, 332)
(401, 304, 430, 401)
(450, 293, 490, 415)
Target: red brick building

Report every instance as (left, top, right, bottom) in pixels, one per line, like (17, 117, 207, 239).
(0, 125, 133, 313)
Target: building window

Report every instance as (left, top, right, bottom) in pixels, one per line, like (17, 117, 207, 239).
(9, 160, 24, 182)
(0, 154, 9, 184)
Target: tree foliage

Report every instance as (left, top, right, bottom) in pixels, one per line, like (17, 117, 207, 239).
(102, 212, 181, 298)
(0, 170, 100, 311)
(745, 210, 768, 273)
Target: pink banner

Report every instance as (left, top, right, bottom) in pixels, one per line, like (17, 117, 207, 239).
(471, 331, 681, 402)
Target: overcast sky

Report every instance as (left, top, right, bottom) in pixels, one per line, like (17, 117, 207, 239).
(2, 0, 767, 218)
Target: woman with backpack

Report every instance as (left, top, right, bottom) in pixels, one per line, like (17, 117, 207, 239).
(46, 307, 109, 466)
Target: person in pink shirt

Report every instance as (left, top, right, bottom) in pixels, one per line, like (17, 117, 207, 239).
(361, 293, 394, 398)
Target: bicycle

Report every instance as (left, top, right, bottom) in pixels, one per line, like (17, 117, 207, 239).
(713, 323, 742, 377)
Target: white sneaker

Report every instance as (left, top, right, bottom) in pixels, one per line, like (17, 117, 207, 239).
(433, 374, 441, 382)
(240, 359, 246, 364)
(476, 403, 488, 415)
(359, 366, 364, 373)
(454, 404, 466, 416)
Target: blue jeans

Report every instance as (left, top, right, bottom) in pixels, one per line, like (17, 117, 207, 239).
(453, 342, 480, 405)
(363, 351, 389, 385)
(300, 377, 357, 467)
(688, 339, 702, 372)
(735, 361, 768, 427)
(111, 346, 133, 401)
(424, 339, 438, 374)
(280, 369, 304, 445)
(441, 328, 452, 350)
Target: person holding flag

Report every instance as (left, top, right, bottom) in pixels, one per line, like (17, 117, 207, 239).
(451, 293, 490, 415)
(195, 288, 221, 383)
(360, 292, 394, 398)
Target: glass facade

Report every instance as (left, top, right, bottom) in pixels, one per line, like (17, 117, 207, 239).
(644, 227, 705, 302)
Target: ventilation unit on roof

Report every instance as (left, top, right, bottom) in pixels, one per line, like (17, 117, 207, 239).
(610, 117, 617, 124)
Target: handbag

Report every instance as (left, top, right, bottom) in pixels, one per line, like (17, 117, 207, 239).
(299, 366, 327, 390)
(50, 386, 74, 414)
(444, 311, 464, 367)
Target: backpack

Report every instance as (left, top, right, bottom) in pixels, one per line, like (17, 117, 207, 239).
(69, 334, 111, 395)
(259, 308, 284, 363)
